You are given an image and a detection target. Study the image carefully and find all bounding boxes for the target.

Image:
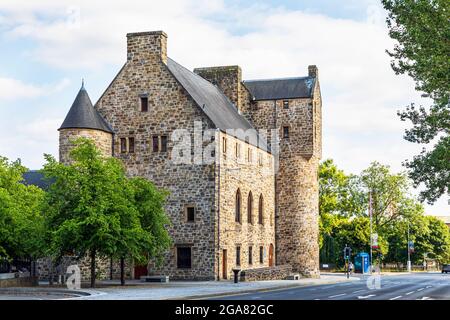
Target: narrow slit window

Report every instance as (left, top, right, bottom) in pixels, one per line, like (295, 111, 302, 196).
(283, 100, 289, 109)
(259, 246, 264, 264)
(236, 246, 241, 266)
(140, 96, 148, 112)
(248, 246, 253, 265)
(128, 137, 135, 153)
(152, 136, 159, 152)
(186, 206, 195, 222)
(160, 135, 168, 152)
(283, 126, 289, 139)
(120, 138, 127, 154)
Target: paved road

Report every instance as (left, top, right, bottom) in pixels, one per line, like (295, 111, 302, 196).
(211, 272, 450, 300)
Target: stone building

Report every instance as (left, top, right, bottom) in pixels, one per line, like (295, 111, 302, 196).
(57, 30, 322, 280)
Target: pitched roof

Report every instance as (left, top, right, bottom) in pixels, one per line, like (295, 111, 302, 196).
(59, 85, 114, 133)
(22, 170, 52, 190)
(166, 58, 268, 151)
(243, 77, 315, 101)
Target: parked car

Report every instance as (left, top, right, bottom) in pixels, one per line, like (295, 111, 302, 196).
(442, 264, 450, 274)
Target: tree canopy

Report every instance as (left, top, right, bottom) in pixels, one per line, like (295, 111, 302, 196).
(382, 0, 450, 203)
(319, 159, 450, 268)
(0, 157, 45, 262)
(42, 138, 171, 287)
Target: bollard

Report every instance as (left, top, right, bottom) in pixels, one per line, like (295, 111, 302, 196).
(232, 268, 241, 283)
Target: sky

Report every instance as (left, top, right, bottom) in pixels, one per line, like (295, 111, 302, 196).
(0, 0, 447, 216)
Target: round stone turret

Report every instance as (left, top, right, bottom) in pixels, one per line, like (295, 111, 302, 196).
(58, 82, 113, 164)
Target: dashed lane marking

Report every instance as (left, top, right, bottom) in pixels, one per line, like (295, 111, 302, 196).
(390, 296, 402, 300)
(406, 291, 415, 295)
(328, 293, 347, 298)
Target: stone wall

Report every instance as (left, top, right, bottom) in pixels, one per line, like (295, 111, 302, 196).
(240, 264, 292, 282)
(194, 66, 242, 110)
(240, 71, 322, 278)
(37, 256, 133, 282)
(216, 132, 275, 280)
(59, 128, 112, 164)
(95, 31, 218, 280)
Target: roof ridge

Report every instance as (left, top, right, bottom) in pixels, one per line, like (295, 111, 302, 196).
(243, 76, 312, 83)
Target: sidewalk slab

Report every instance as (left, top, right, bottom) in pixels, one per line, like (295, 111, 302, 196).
(70, 274, 360, 300)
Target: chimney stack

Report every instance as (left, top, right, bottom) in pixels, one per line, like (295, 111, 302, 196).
(126, 31, 167, 64)
(308, 65, 318, 79)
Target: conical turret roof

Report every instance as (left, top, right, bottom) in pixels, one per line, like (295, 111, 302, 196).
(59, 83, 113, 133)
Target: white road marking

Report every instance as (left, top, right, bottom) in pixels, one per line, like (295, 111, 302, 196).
(417, 296, 432, 300)
(417, 288, 425, 291)
(390, 296, 402, 300)
(314, 298, 320, 300)
(405, 291, 415, 295)
(329, 293, 346, 298)
(357, 294, 376, 299)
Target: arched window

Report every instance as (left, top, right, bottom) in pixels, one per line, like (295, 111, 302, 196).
(247, 192, 253, 224)
(235, 189, 241, 223)
(258, 195, 264, 225)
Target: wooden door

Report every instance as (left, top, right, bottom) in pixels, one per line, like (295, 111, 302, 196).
(222, 249, 227, 279)
(269, 244, 274, 267)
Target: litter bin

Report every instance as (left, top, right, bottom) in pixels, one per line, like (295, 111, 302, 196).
(354, 253, 370, 274)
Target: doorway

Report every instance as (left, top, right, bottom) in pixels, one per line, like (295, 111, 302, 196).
(222, 249, 227, 279)
(269, 244, 274, 267)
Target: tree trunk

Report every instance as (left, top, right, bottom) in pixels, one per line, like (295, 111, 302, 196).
(120, 257, 125, 286)
(90, 250, 96, 288)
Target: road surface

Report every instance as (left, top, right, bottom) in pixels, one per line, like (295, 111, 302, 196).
(211, 272, 450, 300)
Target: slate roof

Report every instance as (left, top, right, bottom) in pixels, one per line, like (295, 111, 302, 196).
(166, 58, 268, 151)
(22, 170, 52, 190)
(59, 85, 114, 133)
(243, 77, 315, 101)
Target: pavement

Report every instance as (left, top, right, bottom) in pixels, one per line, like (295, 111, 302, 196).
(2, 272, 448, 300)
(210, 272, 450, 300)
(0, 273, 358, 300)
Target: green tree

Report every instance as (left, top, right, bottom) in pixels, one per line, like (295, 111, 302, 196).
(42, 138, 171, 287)
(319, 159, 364, 217)
(0, 157, 45, 263)
(382, 0, 450, 203)
(360, 162, 411, 228)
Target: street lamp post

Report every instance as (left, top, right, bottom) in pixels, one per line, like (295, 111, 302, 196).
(369, 191, 373, 274)
(407, 221, 411, 272)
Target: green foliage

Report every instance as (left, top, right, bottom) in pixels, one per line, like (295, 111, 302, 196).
(319, 159, 364, 217)
(319, 159, 450, 266)
(42, 138, 171, 285)
(360, 162, 411, 228)
(0, 157, 45, 261)
(382, 0, 450, 203)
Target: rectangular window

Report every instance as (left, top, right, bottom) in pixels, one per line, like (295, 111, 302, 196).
(248, 246, 253, 265)
(236, 246, 241, 266)
(177, 247, 192, 269)
(152, 136, 159, 152)
(283, 126, 289, 139)
(186, 206, 195, 222)
(140, 96, 148, 112)
(258, 153, 263, 166)
(128, 137, 135, 153)
(235, 142, 241, 159)
(259, 246, 264, 264)
(283, 100, 289, 109)
(160, 135, 168, 152)
(120, 138, 127, 154)
(247, 148, 252, 163)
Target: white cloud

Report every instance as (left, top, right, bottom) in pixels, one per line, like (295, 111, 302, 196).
(0, 0, 446, 215)
(0, 77, 70, 101)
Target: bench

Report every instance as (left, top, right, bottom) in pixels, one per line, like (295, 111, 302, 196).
(140, 275, 169, 283)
